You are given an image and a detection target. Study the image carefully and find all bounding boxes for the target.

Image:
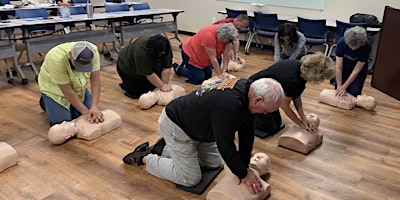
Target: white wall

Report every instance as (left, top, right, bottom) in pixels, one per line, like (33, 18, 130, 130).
(143, 0, 400, 33)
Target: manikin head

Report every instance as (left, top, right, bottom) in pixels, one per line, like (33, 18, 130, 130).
(250, 153, 271, 176)
(138, 91, 158, 110)
(307, 113, 320, 128)
(356, 94, 377, 111)
(48, 121, 76, 145)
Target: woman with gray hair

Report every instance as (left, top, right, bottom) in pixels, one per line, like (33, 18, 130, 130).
(174, 23, 238, 84)
(334, 26, 371, 97)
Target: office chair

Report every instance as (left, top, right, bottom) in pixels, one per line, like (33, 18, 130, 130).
(104, 3, 132, 46)
(225, 8, 251, 46)
(131, 2, 163, 23)
(58, 6, 92, 31)
(297, 17, 329, 55)
(327, 20, 367, 57)
(15, 8, 56, 33)
(245, 12, 279, 55)
(15, 8, 61, 63)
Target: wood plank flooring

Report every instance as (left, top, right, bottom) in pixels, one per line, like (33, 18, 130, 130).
(0, 33, 399, 200)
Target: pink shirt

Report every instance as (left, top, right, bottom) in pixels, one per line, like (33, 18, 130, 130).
(182, 25, 228, 69)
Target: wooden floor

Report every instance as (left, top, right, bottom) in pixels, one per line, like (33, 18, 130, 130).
(0, 33, 399, 200)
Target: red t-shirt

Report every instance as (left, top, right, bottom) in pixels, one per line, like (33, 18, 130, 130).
(182, 25, 228, 69)
(214, 18, 241, 33)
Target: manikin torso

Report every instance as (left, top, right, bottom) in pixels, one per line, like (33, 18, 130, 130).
(48, 110, 122, 145)
(278, 113, 323, 154)
(0, 142, 18, 172)
(319, 89, 377, 110)
(138, 84, 186, 110)
(207, 153, 271, 200)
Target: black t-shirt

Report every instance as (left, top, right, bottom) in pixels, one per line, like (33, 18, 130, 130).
(249, 60, 306, 99)
(117, 36, 173, 79)
(165, 78, 254, 179)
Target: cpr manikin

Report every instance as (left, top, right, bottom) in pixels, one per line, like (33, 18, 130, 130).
(0, 142, 18, 172)
(278, 113, 322, 154)
(207, 153, 271, 200)
(319, 89, 377, 110)
(138, 84, 186, 110)
(48, 110, 122, 145)
(226, 52, 246, 72)
(201, 74, 237, 86)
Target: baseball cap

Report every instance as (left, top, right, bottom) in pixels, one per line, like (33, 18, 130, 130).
(71, 41, 94, 72)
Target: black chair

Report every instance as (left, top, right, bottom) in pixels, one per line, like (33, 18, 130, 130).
(297, 17, 329, 55)
(327, 20, 367, 57)
(131, 2, 163, 23)
(245, 12, 279, 55)
(225, 8, 251, 45)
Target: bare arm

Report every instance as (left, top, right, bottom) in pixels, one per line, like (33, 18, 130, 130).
(339, 61, 365, 91)
(280, 96, 304, 129)
(146, 71, 172, 92)
(59, 83, 90, 117)
(293, 97, 316, 131)
(204, 45, 229, 79)
(88, 70, 103, 123)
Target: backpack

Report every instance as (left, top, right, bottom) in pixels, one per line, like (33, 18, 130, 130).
(350, 13, 381, 27)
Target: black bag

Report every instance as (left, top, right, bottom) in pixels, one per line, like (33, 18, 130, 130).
(254, 111, 285, 139)
(350, 13, 381, 27)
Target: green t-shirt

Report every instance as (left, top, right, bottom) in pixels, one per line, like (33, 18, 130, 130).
(117, 36, 173, 79)
(38, 42, 100, 110)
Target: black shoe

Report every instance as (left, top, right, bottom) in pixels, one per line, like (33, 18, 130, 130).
(124, 92, 139, 99)
(150, 138, 166, 156)
(123, 142, 151, 166)
(329, 78, 336, 85)
(119, 83, 126, 91)
(173, 62, 180, 76)
(254, 123, 285, 139)
(185, 79, 201, 85)
(39, 96, 45, 111)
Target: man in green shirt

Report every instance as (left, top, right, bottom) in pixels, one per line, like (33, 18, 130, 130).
(117, 34, 173, 99)
(38, 41, 103, 126)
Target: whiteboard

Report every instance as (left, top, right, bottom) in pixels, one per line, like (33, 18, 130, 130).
(221, 0, 326, 11)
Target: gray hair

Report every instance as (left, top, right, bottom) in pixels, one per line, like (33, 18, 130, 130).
(344, 26, 367, 46)
(251, 78, 284, 104)
(216, 23, 238, 42)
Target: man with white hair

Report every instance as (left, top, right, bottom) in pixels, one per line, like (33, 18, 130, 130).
(123, 78, 284, 195)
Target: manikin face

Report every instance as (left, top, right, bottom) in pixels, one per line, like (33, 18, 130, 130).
(250, 153, 271, 175)
(307, 113, 320, 127)
(356, 94, 377, 110)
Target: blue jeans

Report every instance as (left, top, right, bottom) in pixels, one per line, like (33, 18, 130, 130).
(41, 88, 92, 126)
(176, 49, 213, 84)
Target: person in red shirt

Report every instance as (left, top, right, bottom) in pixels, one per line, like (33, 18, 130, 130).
(214, 14, 249, 64)
(174, 23, 238, 85)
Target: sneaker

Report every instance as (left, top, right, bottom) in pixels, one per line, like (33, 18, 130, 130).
(173, 62, 180, 76)
(123, 142, 151, 165)
(150, 138, 166, 156)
